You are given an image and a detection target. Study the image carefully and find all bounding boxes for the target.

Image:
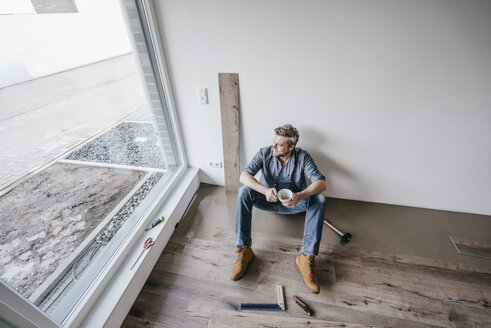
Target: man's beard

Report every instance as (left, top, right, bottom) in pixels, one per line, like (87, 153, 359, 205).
(273, 149, 290, 158)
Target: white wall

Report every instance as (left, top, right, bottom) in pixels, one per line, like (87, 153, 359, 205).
(0, 0, 35, 15)
(154, 0, 491, 215)
(0, 0, 131, 88)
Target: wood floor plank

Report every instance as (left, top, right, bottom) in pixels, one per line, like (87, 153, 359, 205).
(332, 260, 490, 313)
(216, 228, 491, 299)
(218, 72, 240, 192)
(124, 289, 208, 328)
(139, 269, 437, 328)
(122, 315, 174, 328)
(154, 237, 488, 327)
(210, 232, 491, 327)
(214, 227, 491, 287)
(214, 228, 491, 275)
(207, 312, 388, 328)
(155, 236, 335, 289)
(124, 231, 491, 328)
(323, 282, 489, 327)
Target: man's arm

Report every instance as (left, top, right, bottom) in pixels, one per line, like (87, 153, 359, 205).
(283, 180, 326, 208)
(240, 172, 278, 202)
(297, 180, 326, 200)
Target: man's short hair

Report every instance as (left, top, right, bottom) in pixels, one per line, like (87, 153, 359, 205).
(274, 124, 299, 147)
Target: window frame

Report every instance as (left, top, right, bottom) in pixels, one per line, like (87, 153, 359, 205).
(0, 0, 188, 326)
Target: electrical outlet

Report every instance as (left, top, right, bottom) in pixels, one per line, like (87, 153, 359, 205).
(198, 87, 208, 104)
(208, 161, 223, 168)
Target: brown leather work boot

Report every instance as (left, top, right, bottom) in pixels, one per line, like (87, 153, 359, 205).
(295, 253, 320, 293)
(230, 246, 254, 280)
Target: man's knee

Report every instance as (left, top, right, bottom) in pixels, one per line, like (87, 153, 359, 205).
(237, 185, 254, 200)
(308, 194, 326, 220)
(312, 193, 326, 206)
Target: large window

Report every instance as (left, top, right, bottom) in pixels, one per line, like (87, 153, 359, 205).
(0, 0, 183, 325)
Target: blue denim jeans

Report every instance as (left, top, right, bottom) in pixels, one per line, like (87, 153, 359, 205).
(235, 185, 326, 256)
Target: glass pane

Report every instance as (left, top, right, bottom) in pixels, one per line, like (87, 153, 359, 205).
(0, 0, 181, 324)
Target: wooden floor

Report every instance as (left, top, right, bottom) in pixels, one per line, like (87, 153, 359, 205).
(122, 229, 491, 328)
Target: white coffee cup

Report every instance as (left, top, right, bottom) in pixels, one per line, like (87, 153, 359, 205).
(278, 189, 293, 203)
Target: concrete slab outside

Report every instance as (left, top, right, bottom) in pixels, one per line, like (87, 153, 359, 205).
(0, 162, 146, 298)
(0, 54, 148, 194)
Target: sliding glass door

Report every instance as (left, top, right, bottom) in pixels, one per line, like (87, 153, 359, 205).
(0, 0, 184, 325)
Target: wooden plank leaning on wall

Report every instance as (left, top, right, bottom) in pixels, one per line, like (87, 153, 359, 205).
(218, 73, 240, 192)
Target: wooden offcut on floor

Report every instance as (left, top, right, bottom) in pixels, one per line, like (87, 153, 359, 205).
(450, 236, 491, 260)
(122, 229, 491, 328)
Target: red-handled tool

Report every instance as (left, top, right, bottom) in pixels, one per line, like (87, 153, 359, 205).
(292, 296, 313, 316)
(130, 237, 154, 270)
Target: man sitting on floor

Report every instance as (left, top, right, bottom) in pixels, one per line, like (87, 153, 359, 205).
(230, 123, 327, 293)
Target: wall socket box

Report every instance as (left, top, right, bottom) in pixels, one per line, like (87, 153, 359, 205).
(209, 161, 223, 168)
(198, 87, 208, 104)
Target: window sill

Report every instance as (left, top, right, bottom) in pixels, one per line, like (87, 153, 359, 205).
(65, 167, 199, 328)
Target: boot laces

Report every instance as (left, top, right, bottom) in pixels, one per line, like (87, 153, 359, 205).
(307, 255, 315, 273)
(236, 246, 249, 264)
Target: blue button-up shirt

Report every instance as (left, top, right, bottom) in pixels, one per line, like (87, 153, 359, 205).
(244, 146, 326, 192)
